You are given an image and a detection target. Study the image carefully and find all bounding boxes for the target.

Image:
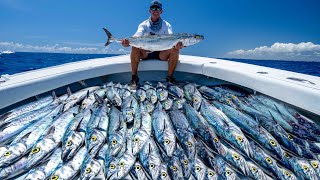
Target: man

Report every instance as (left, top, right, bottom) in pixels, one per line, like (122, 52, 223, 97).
(121, 0, 183, 88)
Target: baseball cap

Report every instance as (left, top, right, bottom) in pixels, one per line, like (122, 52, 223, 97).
(150, 0, 162, 8)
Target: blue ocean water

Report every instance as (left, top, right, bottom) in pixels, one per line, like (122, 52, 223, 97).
(0, 52, 319, 77)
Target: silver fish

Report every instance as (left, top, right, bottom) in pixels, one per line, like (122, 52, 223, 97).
(26, 106, 78, 169)
(0, 94, 54, 125)
(103, 28, 204, 51)
(80, 88, 106, 111)
(106, 86, 122, 106)
(309, 160, 320, 178)
(130, 161, 152, 180)
(156, 87, 169, 102)
(200, 100, 252, 158)
(81, 156, 102, 180)
(117, 138, 136, 179)
(0, 104, 62, 167)
(173, 98, 186, 110)
(50, 146, 87, 180)
(24, 148, 63, 180)
(152, 103, 177, 157)
(143, 100, 155, 113)
(247, 160, 273, 180)
(136, 88, 147, 102)
(169, 110, 196, 159)
(122, 95, 138, 123)
(146, 88, 158, 104)
(168, 84, 184, 98)
(0, 104, 59, 145)
(161, 98, 173, 111)
(63, 86, 100, 111)
(139, 139, 162, 179)
(183, 83, 203, 110)
(62, 107, 92, 161)
(0, 156, 28, 179)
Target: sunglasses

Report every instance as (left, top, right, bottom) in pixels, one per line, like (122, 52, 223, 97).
(150, 7, 162, 11)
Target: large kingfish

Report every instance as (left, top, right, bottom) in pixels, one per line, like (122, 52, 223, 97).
(139, 139, 162, 180)
(26, 106, 78, 169)
(0, 104, 62, 167)
(103, 28, 204, 51)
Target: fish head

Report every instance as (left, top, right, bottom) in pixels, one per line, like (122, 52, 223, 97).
(225, 149, 249, 176)
(132, 162, 148, 179)
(310, 160, 320, 172)
(50, 166, 74, 180)
(157, 88, 168, 101)
(136, 89, 146, 102)
(0, 167, 11, 179)
(168, 159, 183, 179)
(24, 169, 46, 180)
(87, 130, 105, 155)
(229, 131, 252, 157)
(105, 158, 118, 180)
(173, 98, 186, 110)
(161, 99, 173, 110)
(144, 101, 154, 113)
(223, 166, 237, 180)
(148, 156, 161, 179)
(182, 136, 196, 159)
(162, 129, 176, 157)
(0, 143, 27, 167)
(123, 108, 134, 123)
(114, 94, 122, 107)
(108, 133, 124, 156)
(117, 154, 136, 179)
(62, 131, 84, 161)
(146, 89, 157, 104)
(278, 168, 297, 180)
(160, 164, 171, 180)
(206, 168, 218, 179)
(192, 157, 207, 180)
(132, 129, 150, 155)
(192, 94, 202, 111)
(27, 138, 56, 169)
(81, 158, 101, 180)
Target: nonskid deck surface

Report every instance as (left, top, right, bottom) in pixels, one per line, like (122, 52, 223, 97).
(1, 77, 320, 180)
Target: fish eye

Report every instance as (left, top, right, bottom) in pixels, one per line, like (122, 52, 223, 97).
(303, 165, 309, 171)
(134, 138, 139, 143)
(51, 175, 59, 180)
(287, 134, 293, 140)
(162, 172, 167, 177)
(136, 165, 141, 170)
(226, 170, 231, 176)
(283, 152, 290, 158)
(226, 99, 231, 104)
(208, 171, 215, 176)
(110, 164, 115, 169)
(160, 93, 163, 97)
(193, 98, 198, 103)
(171, 166, 177, 171)
(165, 102, 168, 106)
(183, 159, 188, 165)
(236, 136, 243, 142)
(265, 157, 272, 164)
(164, 139, 170, 144)
(232, 153, 239, 160)
(187, 142, 192, 147)
(269, 140, 276, 146)
(284, 171, 291, 177)
(4, 151, 11, 156)
(231, 95, 236, 99)
(112, 140, 117, 145)
(127, 111, 132, 116)
(66, 141, 72, 146)
(252, 167, 257, 172)
(119, 162, 125, 167)
(150, 163, 155, 169)
(195, 166, 201, 171)
(177, 101, 180, 105)
(32, 147, 40, 154)
(91, 135, 97, 141)
(85, 168, 91, 173)
(214, 138, 219, 143)
(312, 162, 318, 168)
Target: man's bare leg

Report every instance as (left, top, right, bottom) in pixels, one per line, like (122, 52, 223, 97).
(160, 48, 180, 80)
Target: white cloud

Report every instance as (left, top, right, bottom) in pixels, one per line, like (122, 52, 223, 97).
(0, 41, 130, 54)
(225, 42, 320, 61)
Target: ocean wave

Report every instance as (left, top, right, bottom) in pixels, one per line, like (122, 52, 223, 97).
(0, 50, 15, 54)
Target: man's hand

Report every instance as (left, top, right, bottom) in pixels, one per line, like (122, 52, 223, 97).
(121, 39, 130, 47)
(174, 42, 184, 50)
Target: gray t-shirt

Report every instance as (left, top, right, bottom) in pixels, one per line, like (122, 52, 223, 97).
(133, 18, 173, 37)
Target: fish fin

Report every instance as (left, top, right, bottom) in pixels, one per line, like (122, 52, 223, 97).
(103, 28, 114, 46)
(0, 112, 11, 125)
(78, 80, 87, 87)
(52, 91, 58, 101)
(67, 87, 72, 96)
(19, 132, 32, 142)
(44, 126, 56, 138)
(94, 93, 105, 104)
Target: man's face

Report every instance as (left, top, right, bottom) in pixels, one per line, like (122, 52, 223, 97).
(149, 6, 162, 19)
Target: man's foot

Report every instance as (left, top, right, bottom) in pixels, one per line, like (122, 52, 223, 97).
(130, 75, 139, 89)
(166, 76, 178, 84)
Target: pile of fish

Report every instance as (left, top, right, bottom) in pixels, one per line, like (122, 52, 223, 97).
(0, 81, 320, 180)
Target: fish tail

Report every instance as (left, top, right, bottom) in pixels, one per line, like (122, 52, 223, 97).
(103, 28, 114, 46)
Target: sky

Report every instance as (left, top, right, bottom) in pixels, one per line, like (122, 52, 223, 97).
(0, 0, 320, 61)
